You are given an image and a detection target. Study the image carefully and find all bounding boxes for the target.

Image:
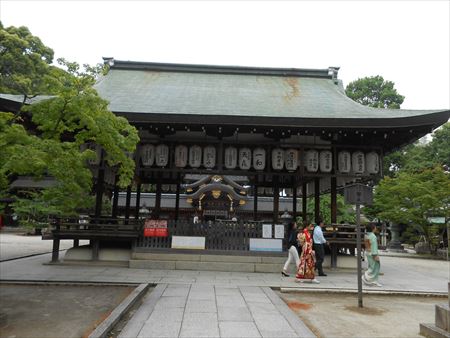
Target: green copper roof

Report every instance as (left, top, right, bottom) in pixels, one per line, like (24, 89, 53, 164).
(94, 60, 449, 127)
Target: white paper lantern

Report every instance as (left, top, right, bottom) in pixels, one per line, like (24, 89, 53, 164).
(203, 146, 216, 168)
(285, 149, 298, 171)
(305, 150, 319, 172)
(352, 151, 365, 174)
(320, 150, 333, 173)
(253, 148, 266, 170)
(140, 144, 155, 167)
(174, 145, 188, 168)
(189, 145, 202, 168)
(338, 151, 351, 173)
(224, 147, 238, 169)
(239, 148, 252, 170)
(272, 148, 284, 170)
(366, 152, 379, 174)
(155, 144, 169, 167)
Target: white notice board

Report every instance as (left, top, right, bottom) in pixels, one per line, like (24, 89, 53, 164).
(171, 236, 205, 249)
(262, 224, 272, 238)
(274, 224, 285, 239)
(249, 238, 282, 252)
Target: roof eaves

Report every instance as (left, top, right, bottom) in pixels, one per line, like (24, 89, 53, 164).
(106, 59, 334, 79)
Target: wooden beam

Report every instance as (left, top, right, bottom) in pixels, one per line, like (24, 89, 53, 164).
(314, 177, 320, 223)
(154, 173, 162, 218)
(292, 178, 297, 219)
(302, 182, 307, 225)
(331, 176, 337, 224)
(134, 183, 141, 219)
(125, 185, 132, 222)
(94, 168, 105, 218)
(253, 182, 258, 221)
(273, 176, 279, 223)
(111, 175, 119, 218)
(175, 174, 181, 221)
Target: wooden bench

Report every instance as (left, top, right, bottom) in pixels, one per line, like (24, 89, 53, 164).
(324, 224, 365, 268)
(46, 217, 144, 262)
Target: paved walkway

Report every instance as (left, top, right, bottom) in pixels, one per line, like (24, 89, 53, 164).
(0, 250, 448, 337)
(1, 253, 447, 294)
(119, 284, 314, 338)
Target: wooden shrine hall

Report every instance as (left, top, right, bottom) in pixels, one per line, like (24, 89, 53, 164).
(2, 59, 449, 268)
(91, 59, 449, 223)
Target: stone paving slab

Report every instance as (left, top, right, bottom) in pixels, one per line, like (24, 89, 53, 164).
(1, 253, 447, 295)
(116, 283, 314, 338)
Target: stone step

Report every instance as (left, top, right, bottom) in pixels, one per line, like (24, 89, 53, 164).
(129, 259, 282, 273)
(420, 323, 450, 338)
(435, 304, 450, 332)
(132, 252, 285, 264)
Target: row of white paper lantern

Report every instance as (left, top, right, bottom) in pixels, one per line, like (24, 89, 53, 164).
(139, 145, 379, 174)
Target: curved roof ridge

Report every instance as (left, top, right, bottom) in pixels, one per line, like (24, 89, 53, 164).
(104, 58, 334, 79)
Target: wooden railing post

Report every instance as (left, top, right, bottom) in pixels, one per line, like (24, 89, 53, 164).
(51, 219, 60, 263)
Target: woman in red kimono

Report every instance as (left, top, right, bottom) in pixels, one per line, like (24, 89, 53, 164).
(296, 225, 320, 283)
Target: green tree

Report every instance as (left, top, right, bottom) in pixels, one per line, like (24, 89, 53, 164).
(300, 193, 356, 225)
(0, 22, 55, 99)
(0, 23, 139, 220)
(422, 123, 450, 168)
(373, 167, 450, 253)
(345, 75, 405, 109)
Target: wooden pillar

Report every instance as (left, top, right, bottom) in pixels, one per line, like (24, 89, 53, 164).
(302, 182, 307, 225)
(331, 176, 337, 224)
(51, 238, 60, 262)
(73, 239, 79, 248)
(125, 185, 132, 223)
(314, 177, 320, 224)
(253, 182, 258, 221)
(330, 176, 338, 268)
(111, 176, 119, 218)
(51, 220, 60, 263)
(134, 183, 141, 219)
(154, 173, 162, 218)
(273, 176, 279, 224)
(292, 178, 297, 220)
(91, 239, 99, 261)
(94, 168, 105, 218)
(175, 174, 181, 221)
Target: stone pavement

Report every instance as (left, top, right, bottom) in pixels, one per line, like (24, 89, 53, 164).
(119, 284, 314, 338)
(0, 251, 448, 337)
(1, 253, 447, 294)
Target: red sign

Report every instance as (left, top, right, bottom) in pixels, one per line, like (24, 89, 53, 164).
(144, 219, 168, 237)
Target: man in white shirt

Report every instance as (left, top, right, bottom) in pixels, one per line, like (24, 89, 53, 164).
(313, 220, 328, 276)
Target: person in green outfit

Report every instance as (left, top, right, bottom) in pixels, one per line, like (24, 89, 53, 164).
(363, 223, 382, 287)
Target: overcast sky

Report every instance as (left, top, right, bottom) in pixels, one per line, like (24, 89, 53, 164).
(1, 0, 449, 110)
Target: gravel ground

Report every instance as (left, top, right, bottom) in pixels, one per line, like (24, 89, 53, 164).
(0, 283, 135, 338)
(277, 291, 447, 338)
(0, 232, 89, 261)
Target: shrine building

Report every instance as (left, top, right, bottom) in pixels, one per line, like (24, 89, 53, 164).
(1, 59, 449, 269)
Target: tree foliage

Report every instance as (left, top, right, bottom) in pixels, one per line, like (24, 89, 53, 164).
(373, 167, 449, 252)
(346, 74, 449, 253)
(0, 22, 139, 219)
(299, 193, 356, 225)
(345, 75, 405, 109)
(0, 22, 55, 97)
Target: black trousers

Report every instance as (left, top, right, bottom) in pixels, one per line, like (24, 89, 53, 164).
(313, 243, 325, 274)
